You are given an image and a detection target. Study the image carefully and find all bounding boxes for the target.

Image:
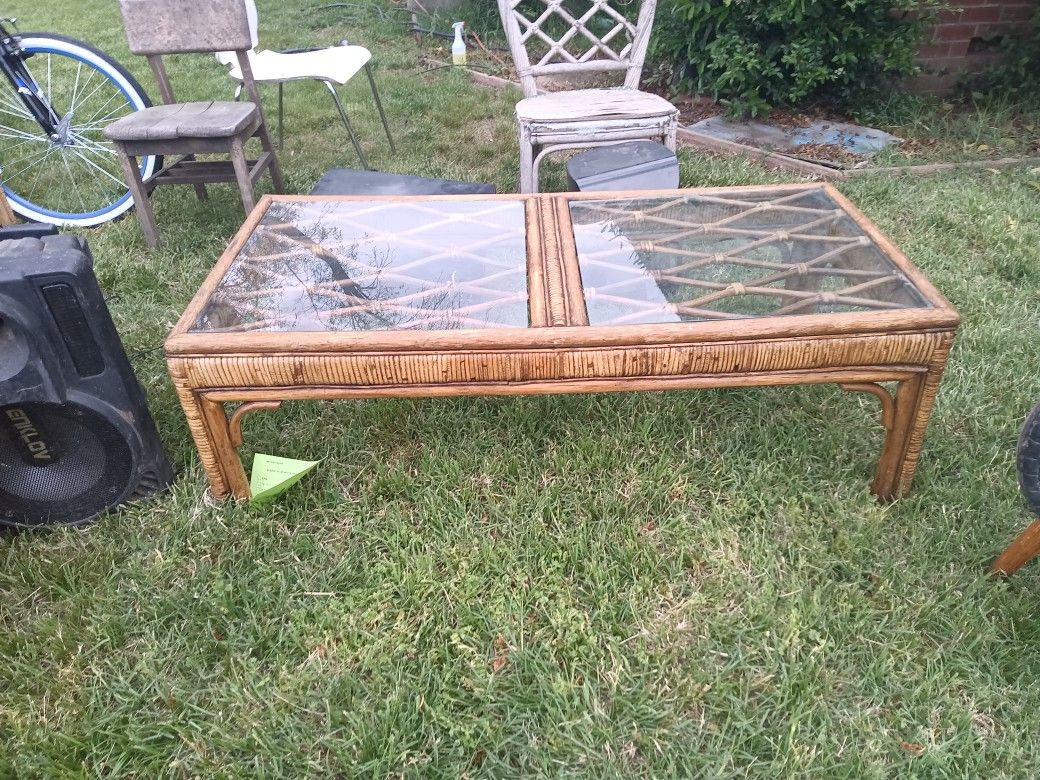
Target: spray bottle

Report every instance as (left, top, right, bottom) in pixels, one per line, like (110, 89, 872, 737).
(451, 21, 467, 66)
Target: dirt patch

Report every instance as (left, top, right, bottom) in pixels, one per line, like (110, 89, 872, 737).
(892, 136, 942, 159)
(787, 143, 861, 168)
(672, 95, 720, 126)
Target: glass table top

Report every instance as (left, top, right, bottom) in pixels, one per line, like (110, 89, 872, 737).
(191, 199, 530, 333)
(569, 188, 931, 326)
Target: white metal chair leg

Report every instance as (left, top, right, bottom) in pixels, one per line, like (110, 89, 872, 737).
(364, 62, 395, 153)
(277, 82, 284, 150)
(324, 81, 369, 170)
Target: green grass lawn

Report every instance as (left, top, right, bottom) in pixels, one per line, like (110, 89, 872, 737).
(2, 1, 1040, 776)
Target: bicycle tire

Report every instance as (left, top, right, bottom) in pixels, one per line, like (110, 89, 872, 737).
(1018, 401, 1040, 516)
(0, 32, 160, 227)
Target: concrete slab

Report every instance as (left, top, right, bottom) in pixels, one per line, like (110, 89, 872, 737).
(688, 116, 901, 156)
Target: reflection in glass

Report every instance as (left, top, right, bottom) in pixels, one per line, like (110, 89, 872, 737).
(192, 199, 530, 333)
(570, 188, 931, 326)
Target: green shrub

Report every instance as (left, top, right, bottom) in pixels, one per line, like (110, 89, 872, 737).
(960, 7, 1040, 100)
(651, 0, 944, 116)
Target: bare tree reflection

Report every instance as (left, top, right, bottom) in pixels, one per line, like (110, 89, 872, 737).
(195, 201, 484, 332)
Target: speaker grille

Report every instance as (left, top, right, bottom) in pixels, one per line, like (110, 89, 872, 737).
(40, 283, 105, 377)
(0, 403, 134, 527)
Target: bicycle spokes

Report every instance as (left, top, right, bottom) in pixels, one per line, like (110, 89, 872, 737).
(0, 33, 157, 226)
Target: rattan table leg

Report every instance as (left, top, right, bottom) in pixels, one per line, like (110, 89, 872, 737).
(872, 375, 926, 500)
(170, 366, 252, 500)
(169, 376, 230, 498)
(197, 396, 251, 500)
(871, 344, 952, 500)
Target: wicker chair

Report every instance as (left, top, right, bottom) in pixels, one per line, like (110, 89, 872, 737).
(104, 0, 284, 248)
(496, 0, 679, 193)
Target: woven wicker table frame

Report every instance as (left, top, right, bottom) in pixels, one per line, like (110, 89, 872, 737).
(166, 184, 959, 501)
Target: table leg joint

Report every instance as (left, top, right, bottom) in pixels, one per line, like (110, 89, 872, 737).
(228, 401, 284, 448)
(839, 382, 895, 431)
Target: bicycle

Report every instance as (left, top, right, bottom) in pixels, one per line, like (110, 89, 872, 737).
(990, 403, 1040, 575)
(0, 18, 159, 227)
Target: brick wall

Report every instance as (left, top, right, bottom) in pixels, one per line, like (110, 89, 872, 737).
(913, 0, 1036, 92)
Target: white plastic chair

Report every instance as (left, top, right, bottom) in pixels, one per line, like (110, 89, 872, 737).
(497, 0, 678, 193)
(217, 0, 394, 169)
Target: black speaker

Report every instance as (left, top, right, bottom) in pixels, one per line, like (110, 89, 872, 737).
(0, 234, 172, 528)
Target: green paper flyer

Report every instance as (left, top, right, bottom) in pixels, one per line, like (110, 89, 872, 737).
(250, 453, 320, 503)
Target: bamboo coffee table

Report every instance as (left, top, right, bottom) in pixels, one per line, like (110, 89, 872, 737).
(166, 184, 959, 501)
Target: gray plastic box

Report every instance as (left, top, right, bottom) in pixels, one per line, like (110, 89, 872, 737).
(567, 141, 680, 192)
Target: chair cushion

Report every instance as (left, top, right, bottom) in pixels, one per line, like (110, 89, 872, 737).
(103, 101, 258, 141)
(516, 89, 677, 123)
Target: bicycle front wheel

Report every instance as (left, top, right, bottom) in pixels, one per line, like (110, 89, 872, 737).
(0, 33, 159, 227)
(1019, 401, 1040, 517)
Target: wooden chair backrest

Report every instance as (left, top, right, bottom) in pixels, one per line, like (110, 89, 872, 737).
(119, 0, 253, 55)
(496, 0, 659, 98)
(117, 0, 261, 105)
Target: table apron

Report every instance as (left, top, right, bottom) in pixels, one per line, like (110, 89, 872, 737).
(168, 331, 951, 392)
(185, 367, 928, 403)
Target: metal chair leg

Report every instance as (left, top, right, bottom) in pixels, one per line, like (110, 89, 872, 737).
(277, 82, 284, 150)
(364, 62, 395, 154)
(325, 81, 369, 170)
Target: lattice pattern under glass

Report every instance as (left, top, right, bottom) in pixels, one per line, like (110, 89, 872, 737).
(191, 200, 530, 333)
(509, 0, 639, 67)
(570, 188, 932, 326)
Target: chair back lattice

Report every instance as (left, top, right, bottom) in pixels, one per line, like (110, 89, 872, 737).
(496, 0, 658, 98)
